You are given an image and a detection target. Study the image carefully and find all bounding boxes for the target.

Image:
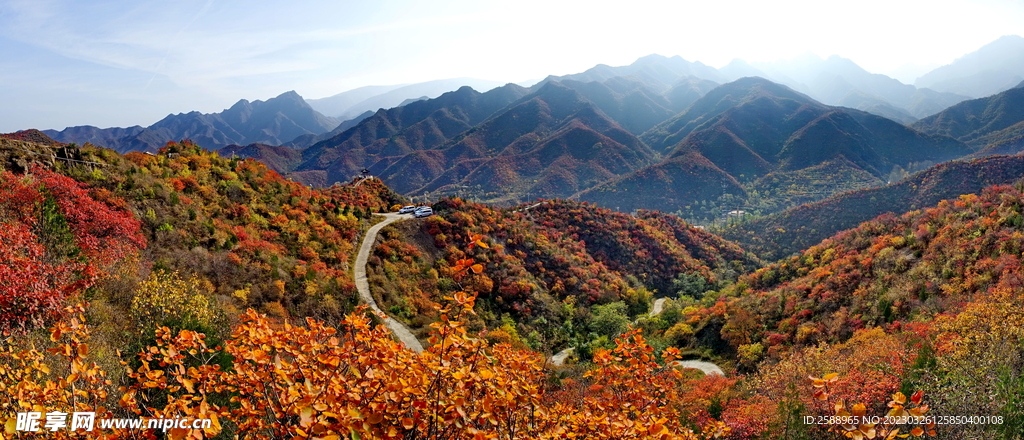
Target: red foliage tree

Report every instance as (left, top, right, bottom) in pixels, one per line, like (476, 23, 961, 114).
(0, 167, 144, 329)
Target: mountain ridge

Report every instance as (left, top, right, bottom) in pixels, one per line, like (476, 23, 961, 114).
(577, 77, 971, 217)
(912, 84, 1024, 150)
(44, 91, 339, 153)
(382, 82, 659, 201)
(721, 154, 1024, 260)
(915, 35, 1024, 98)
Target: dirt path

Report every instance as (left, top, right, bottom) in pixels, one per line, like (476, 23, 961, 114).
(355, 213, 425, 352)
(550, 297, 724, 376)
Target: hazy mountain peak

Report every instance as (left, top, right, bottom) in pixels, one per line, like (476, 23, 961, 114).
(720, 59, 768, 82)
(635, 53, 672, 62)
(534, 79, 577, 95)
(398, 96, 429, 106)
(308, 78, 504, 119)
(915, 34, 1024, 98)
(276, 90, 303, 100)
(977, 34, 1024, 54)
(721, 76, 810, 99)
(263, 90, 311, 108)
(639, 76, 819, 154)
(536, 54, 725, 93)
(823, 55, 868, 74)
(633, 53, 693, 67)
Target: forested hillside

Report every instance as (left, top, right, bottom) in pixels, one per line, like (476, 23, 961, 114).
(912, 81, 1024, 149)
(2, 132, 1024, 439)
(628, 181, 1024, 438)
(1, 136, 403, 329)
(0, 136, 753, 439)
(723, 154, 1024, 260)
(365, 198, 759, 357)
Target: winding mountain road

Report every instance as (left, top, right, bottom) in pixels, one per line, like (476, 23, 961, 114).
(357, 213, 724, 374)
(551, 297, 724, 376)
(355, 213, 425, 352)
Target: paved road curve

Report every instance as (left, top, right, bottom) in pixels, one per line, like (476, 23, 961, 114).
(673, 360, 725, 376)
(551, 298, 667, 366)
(355, 213, 425, 352)
(550, 297, 725, 376)
(650, 297, 667, 316)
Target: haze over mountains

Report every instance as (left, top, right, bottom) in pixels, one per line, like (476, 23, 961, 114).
(724, 54, 971, 123)
(534, 54, 724, 93)
(915, 35, 1024, 98)
(306, 78, 506, 121)
(28, 35, 1024, 220)
(577, 77, 970, 215)
(42, 35, 1024, 153)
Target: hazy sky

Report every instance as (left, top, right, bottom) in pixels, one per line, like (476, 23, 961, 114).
(2, 0, 1023, 132)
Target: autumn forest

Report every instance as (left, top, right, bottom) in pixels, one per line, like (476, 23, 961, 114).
(0, 125, 1020, 440)
(5, 37, 1024, 439)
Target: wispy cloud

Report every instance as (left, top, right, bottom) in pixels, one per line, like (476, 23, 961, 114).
(0, 0, 493, 95)
(144, 0, 215, 89)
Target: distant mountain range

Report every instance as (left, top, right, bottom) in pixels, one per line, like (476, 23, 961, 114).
(534, 54, 724, 93)
(400, 82, 658, 201)
(722, 54, 970, 123)
(23, 35, 1024, 221)
(43, 91, 339, 153)
(576, 77, 971, 216)
(224, 55, 738, 201)
(252, 83, 534, 187)
(230, 80, 663, 200)
(224, 72, 979, 221)
(915, 35, 1024, 98)
(40, 35, 1024, 155)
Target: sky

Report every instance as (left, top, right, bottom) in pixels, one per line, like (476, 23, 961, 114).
(2, 0, 1024, 132)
